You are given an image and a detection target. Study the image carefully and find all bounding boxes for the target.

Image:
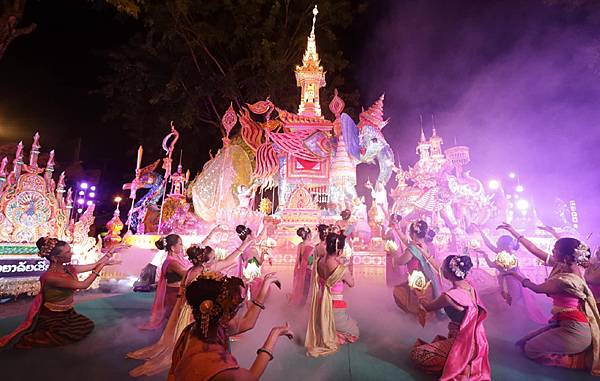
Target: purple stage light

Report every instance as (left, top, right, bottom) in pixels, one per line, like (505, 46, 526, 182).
(516, 199, 529, 210)
(89, 192, 95, 198)
(80, 182, 89, 190)
(488, 179, 500, 190)
(77, 198, 84, 205)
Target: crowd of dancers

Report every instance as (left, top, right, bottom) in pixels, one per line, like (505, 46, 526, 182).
(0, 208, 599, 381)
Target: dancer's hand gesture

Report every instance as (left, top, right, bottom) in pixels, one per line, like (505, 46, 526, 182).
(497, 222, 518, 237)
(263, 272, 281, 289)
(272, 322, 294, 341)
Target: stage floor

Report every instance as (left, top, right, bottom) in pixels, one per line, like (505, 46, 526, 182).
(0, 274, 596, 381)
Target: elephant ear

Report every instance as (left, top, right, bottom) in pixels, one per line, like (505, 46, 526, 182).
(341, 113, 361, 160)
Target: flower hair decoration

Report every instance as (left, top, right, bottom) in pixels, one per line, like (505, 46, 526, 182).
(448, 256, 467, 279)
(188, 271, 244, 336)
(411, 222, 423, 235)
(574, 243, 591, 266)
(40, 237, 59, 258)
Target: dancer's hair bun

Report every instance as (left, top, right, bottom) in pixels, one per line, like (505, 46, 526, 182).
(236, 225, 252, 241)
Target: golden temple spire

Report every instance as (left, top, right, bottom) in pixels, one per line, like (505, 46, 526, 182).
(295, 5, 326, 117)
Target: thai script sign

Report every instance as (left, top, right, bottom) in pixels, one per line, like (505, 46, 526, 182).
(0, 258, 49, 278)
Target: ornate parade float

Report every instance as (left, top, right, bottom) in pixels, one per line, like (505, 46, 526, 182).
(119, 6, 395, 281)
(0, 133, 100, 298)
(120, 5, 568, 285)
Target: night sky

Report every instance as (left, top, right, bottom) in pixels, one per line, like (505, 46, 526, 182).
(1, 0, 599, 236)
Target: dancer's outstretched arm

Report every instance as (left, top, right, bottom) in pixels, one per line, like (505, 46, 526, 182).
(506, 272, 561, 295)
(199, 224, 227, 246)
(474, 249, 501, 271)
(475, 225, 499, 254)
(395, 220, 411, 248)
(46, 262, 108, 290)
(212, 236, 255, 273)
(215, 323, 293, 381)
(538, 225, 562, 239)
(228, 273, 279, 335)
(498, 223, 555, 266)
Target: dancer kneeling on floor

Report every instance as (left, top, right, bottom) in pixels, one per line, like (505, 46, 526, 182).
(0, 237, 120, 349)
(504, 237, 600, 375)
(168, 272, 292, 381)
(411, 255, 491, 380)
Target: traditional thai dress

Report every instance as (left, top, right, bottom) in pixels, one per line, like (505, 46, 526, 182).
(305, 261, 359, 357)
(411, 284, 491, 380)
(494, 266, 548, 325)
(140, 254, 190, 330)
(167, 324, 239, 381)
(393, 243, 441, 315)
(518, 273, 600, 374)
(384, 228, 406, 287)
(585, 262, 600, 309)
(290, 242, 314, 306)
(0, 266, 94, 349)
(128, 270, 195, 377)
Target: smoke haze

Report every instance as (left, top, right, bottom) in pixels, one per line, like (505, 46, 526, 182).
(356, 0, 600, 241)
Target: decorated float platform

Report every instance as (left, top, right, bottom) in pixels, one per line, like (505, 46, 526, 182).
(0, 133, 103, 299)
(109, 6, 566, 292)
(0, 6, 575, 298)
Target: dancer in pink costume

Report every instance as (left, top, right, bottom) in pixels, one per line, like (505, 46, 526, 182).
(290, 226, 314, 306)
(411, 255, 491, 380)
(140, 234, 190, 330)
(503, 237, 600, 374)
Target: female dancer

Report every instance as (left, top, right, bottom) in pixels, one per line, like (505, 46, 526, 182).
(290, 226, 314, 306)
(313, 224, 329, 260)
(384, 213, 405, 287)
(393, 220, 442, 316)
(128, 236, 273, 377)
(474, 226, 547, 324)
(504, 238, 600, 374)
(411, 255, 491, 380)
(586, 247, 600, 306)
(306, 232, 359, 357)
(167, 272, 290, 381)
(0, 237, 119, 348)
(140, 234, 189, 330)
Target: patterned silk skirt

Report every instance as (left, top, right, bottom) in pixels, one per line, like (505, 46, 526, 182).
(14, 306, 94, 349)
(410, 322, 459, 373)
(333, 302, 359, 344)
(393, 282, 434, 315)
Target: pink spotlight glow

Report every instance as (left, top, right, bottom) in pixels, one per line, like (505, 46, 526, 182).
(488, 179, 501, 190)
